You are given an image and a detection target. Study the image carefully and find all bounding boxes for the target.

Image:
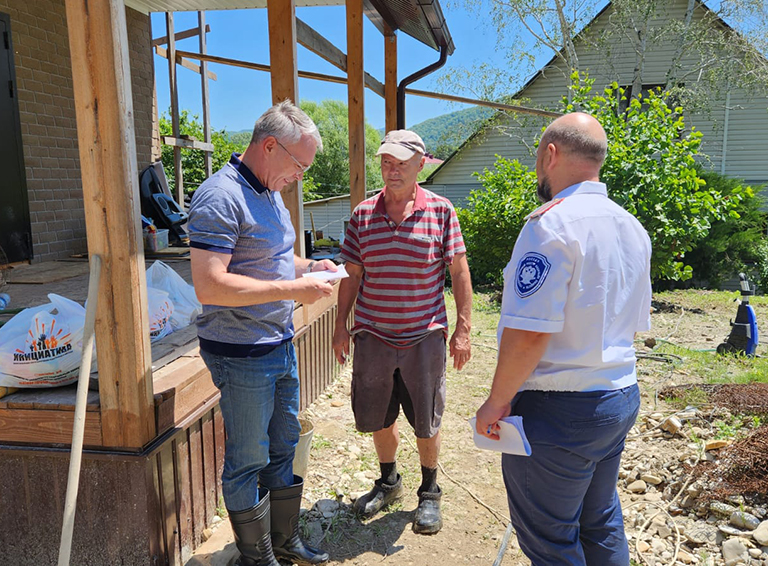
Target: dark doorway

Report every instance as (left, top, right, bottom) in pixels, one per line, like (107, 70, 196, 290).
(0, 13, 32, 264)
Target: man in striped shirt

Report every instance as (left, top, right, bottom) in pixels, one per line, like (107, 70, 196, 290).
(333, 130, 473, 535)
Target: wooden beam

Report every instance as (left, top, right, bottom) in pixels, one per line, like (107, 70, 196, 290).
(161, 136, 214, 152)
(64, 0, 156, 450)
(152, 24, 210, 47)
(404, 88, 564, 119)
(267, 0, 304, 257)
(384, 25, 397, 133)
(296, 18, 384, 98)
(347, 0, 366, 211)
(199, 11, 213, 178)
(166, 13, 184, 207)
(154, 45, 217, 80)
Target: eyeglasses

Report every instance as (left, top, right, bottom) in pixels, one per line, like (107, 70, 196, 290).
(275, 139, 312, 174)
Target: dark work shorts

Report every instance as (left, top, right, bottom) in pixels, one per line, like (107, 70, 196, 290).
(351, 330, 446, 438)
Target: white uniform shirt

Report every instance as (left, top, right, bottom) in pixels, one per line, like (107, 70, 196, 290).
(498, 181, 652, 392)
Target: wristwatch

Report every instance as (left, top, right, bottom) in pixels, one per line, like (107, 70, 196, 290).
(307, 260, 317, 274)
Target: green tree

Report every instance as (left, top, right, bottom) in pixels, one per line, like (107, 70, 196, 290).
(159, 111, 246, 196)
(458, 74, 746, 286)
(299, 100, 383, 201)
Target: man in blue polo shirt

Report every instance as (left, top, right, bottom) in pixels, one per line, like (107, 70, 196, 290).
(188, 100, 334, 566)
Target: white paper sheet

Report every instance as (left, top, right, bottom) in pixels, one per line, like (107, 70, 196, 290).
(302, 264, 349, 282)
(469, 416, 532, 456)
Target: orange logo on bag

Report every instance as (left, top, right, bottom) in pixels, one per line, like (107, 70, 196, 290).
(14, 317, 73, 362)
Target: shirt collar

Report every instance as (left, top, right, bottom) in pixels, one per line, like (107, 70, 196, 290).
(557, 180, 607, 199)
(229, 152, 268, 194)
(373, 183, 427, 216)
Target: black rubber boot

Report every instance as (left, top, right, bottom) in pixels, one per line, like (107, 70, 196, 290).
(412, 485, 442, 535)
(270, 476, 329, 565)
(228, 488, 280, 566)
(353, 474, 404, 520)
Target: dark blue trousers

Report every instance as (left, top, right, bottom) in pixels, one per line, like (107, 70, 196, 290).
(502, 385, 640, 566)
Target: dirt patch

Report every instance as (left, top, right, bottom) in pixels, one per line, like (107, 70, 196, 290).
(692, 425, 768, 503)
(659, 383, 768, 415)
(652, 299, 707, 315)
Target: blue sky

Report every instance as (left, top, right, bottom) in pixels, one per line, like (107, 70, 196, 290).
(151, 4, 518, 132)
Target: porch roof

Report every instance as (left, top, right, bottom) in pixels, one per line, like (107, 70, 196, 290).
(123, 0, 454, 54)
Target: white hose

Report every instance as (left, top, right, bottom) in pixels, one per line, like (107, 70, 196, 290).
(57, 254, 102, 566)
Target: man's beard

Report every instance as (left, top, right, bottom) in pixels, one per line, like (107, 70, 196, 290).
(537, 177, 552, 203)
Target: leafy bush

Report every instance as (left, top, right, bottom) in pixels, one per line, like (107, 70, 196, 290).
(681, 170, 768, 290)
(458, 73, 746, 286)
(159, 111, 247, 196)
(457, 158, 538, 286)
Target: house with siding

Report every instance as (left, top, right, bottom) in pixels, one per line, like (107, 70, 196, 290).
(422, 0, 768, 205)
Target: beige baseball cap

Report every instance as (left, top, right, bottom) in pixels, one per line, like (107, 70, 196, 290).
(376, 130, 426, 161)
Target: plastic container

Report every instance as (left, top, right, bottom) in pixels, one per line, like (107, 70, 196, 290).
(292, 418, 314, 479)
(144, 228, 169, 252)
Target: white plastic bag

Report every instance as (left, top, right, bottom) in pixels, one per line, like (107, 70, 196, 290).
(0, 294, 85, 388)
(147, 287, 174, 342)
(146, 261, 201, 330)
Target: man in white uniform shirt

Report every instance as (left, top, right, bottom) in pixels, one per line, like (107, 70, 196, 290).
(475, 113, 652, 566)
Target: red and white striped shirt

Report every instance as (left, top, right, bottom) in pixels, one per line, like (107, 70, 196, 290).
(340, 184, 466, 347)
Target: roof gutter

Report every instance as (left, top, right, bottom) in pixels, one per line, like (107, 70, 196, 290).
(397, 43, 448, 129)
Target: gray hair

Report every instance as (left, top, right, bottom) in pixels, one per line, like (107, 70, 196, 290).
(540, 120, 606, 165)
(250, 99, 323, 151)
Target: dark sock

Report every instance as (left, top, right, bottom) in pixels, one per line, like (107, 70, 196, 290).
(419, 465, 439, 493)
(379, 462, 398, 485)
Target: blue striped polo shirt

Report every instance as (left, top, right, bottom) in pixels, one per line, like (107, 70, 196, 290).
(187, 153, 296, 356)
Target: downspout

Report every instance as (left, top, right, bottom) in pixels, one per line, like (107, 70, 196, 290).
(721, 89, 731, 175)
(397, 44, 449, 129)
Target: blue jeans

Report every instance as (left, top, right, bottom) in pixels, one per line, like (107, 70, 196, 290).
(502, 384, 640, 566)
(201, 343, 300, 512)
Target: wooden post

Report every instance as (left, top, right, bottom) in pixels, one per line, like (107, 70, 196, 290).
(166, 12, 184, 207)
(64, 0, 156, 449)
(198, 11, 212, 179)
(347, 0, 366, 211)
(384, 25, 398, 134)
(267, 0, 304, 257)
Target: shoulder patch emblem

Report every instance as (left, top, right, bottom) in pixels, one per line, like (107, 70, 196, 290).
(526, 198, 564, 220)
(515, 252, 551, 298)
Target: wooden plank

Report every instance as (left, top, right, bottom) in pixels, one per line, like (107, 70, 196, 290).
(166, 13, 184, 206)
(154, 44, 218, 80)
(301, 283, 339, 324)
(201, 410, 217, 524)
(0, 408, 102, 446)
(347, 0, 366, 211)
(199, 11, 213, 179)
(158, 443, 181, 566)
(161, 135, 214, 152)
(0, 386, 99, 411)
(152, 24, 210, 47)
(155, 370, 219, 434)
(175, 432, 194, 563)
(64, 0, 156, 450)
(188, 421, 205, 547)
(384, 25, 398, 133)
(267, 0, 304, 257)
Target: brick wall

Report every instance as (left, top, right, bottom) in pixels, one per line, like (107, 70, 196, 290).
(0, 2, 156, 262)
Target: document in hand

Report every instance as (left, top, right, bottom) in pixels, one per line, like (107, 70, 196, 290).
(302, 264, 349, 282)
(469, 416, 532, 456)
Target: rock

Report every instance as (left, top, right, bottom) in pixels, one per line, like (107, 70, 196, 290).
(641, 473, 664, 485)
(753, 521, 768, 546)
(330, 399, 345, 407)
(314, 499, 339, 518)
(637, 540, 651, 553)
(705, 439, 730, 451)
(644, 492, 663, 502)
(628, 480, 648, 493)
(687, 482, 704, 498)
(731, 511, 761, 531)
(201, 528, 213, 541)
(686, 523, 720, 546)
(661, 416, 682, 435)
(720, 524, 747, 537)
(657, 524, 672, 538)
(211, 515, 222, 525)
(722, 538, 749, 566)
(651, 538, 667, 554)
(645, 337, 657, 349)
(749, 548, 763, 558)
(752, 507, 767, 519)
(711, 501, 738, 517)
(678, 549, 694, 563)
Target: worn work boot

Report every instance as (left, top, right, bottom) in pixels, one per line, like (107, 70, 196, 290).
(412, 486, 442, 535)
(228, 488, 280, 566)
(270, 476, 329, 565)
(353, 474, 404, 520)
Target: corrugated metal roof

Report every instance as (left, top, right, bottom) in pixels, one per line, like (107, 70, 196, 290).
(123, 0, 453, 54)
